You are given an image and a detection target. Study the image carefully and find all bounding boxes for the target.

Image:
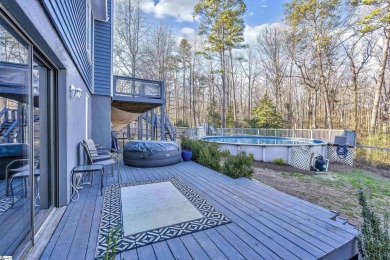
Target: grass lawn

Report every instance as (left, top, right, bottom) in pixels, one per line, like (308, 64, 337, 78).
(252, 162, 390, 226)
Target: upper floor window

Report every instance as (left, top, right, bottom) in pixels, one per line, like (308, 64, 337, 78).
(86, 0, 92, 62)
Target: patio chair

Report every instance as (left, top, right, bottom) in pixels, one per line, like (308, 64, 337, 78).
(83, 139, 119, 163)
(6, 159, 40, 208)
(81, 141, 121, 183)
(5, 159, 39, 196)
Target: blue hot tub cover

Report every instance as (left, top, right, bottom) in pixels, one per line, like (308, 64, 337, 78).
(123, 141, 182, 168)
(124, 140, 180, 153)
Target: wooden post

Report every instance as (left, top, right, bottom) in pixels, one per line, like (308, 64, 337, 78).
(138, 115, 142, 140)
(160, 105, 165, 141)
(145, 111, 149, 140)
(151, 109, 155, 140)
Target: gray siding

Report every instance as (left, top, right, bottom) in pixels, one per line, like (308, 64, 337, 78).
(93, 0, 113, 96)
(42, 0, 93, 91)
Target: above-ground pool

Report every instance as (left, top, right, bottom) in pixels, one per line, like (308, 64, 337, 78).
(201, 136, 328, 162)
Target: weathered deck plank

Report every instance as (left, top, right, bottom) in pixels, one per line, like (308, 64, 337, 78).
(42, 161, 357, 259)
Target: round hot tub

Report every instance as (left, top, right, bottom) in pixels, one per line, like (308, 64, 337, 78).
(123, 141, 182, 168)
(201, 136, 328, 162)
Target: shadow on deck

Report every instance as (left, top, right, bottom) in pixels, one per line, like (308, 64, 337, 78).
(42, 161, 358, 259)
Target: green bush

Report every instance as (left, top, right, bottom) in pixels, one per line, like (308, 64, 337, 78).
(273, 158, 284, 165)
(357, 189, 390, 259)
(222, 152, 254, 179)
(180, 137, 224, 172)
(198, 144, 222, 172)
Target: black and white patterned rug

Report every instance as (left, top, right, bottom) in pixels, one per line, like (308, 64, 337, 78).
(96, 177, 231, 258)
(0, 196, 20, 216)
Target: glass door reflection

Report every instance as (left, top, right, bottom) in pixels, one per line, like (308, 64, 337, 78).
(0, 19, 32, 255)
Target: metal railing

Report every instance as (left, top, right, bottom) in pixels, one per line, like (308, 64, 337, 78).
(113, 76, 164, 100)
(176, 127, 344, 143)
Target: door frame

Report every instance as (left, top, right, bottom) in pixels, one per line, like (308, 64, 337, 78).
(0, 5, 59, 252)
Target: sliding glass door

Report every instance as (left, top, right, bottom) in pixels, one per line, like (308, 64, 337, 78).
(0, 13, 55, 256)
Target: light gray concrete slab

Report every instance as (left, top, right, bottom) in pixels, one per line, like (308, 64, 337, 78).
(121, 181, 203, 236)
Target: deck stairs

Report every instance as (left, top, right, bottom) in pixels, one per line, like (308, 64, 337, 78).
(0, 108, 18, 143)
(139, 112, 176, 141)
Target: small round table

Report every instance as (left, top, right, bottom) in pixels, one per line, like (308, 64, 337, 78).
(71, 165, 104, 200)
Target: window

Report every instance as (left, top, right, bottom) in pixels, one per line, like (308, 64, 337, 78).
(86, 0, 92, 62)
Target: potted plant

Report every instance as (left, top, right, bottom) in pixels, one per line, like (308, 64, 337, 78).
(182, 149, 193, 161)
(180, 137, 193, 161)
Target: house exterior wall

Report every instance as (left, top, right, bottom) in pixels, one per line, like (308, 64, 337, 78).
(2, 0, 106, 205)
(41, 0, 94, 92)
(92, 95, 111, 147)
(92, 0, 113, 148)
(1, 0, 114, 205)
(94, 0, 113, 96)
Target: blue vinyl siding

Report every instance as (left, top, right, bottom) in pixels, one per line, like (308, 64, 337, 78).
(42, 0, 93, 91)
(93, 0, 113, 96)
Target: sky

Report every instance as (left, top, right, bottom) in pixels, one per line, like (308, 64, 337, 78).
(142, 0, 290, 43)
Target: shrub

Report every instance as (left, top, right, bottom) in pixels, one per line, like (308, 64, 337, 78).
(222, 152, 254, 179)
(357, 189, 390, 259)
(180, 137, 224, 171)
(273, 158, 284, 165)
(198, 145, 222, 172)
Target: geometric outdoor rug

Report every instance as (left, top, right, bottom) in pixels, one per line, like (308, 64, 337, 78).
(95, 177, 231, 259)
(0, 196, 20, 216)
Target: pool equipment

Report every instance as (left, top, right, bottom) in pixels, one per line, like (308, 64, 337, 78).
(336, 145, 348, 159)
(311, 155, 329, 172)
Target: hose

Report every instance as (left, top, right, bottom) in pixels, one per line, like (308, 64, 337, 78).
(336, 145, 348, 159)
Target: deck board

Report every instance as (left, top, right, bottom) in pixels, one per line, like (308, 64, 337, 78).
(170, 164, 343, 252)
(41, 161, 357, 259)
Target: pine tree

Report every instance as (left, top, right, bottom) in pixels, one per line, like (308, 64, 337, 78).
(194, 0, 246, 128)
(253, 94, 284, 128)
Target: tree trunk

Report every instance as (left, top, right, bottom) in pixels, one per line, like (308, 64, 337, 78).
(221, 50, 226, 128)
(370, 33, 390, 134)
(312, 90, 317, 129)
(353, 76, 358, 133)
(182, 65, 186, 123)
(229, 49, 237, 127)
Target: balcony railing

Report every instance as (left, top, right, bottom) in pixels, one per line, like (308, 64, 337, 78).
(113, 76, 164, 100)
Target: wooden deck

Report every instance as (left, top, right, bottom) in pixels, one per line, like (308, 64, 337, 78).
(0, 178, 32, 255)
(41, 161, 358, 259)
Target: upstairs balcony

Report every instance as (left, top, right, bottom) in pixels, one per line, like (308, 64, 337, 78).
(112, 76, 165, 113)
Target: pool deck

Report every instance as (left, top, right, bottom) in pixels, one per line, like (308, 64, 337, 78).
(41, 161, 358, 259)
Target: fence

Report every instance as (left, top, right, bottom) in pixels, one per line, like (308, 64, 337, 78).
(176, 127, 344, 143)
(355, 145, 390, 168)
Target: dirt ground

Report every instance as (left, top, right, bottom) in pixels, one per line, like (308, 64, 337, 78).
(252, 161, 390, 226)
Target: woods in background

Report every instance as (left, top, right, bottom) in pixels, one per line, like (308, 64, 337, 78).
(114, 0, 390, 137)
